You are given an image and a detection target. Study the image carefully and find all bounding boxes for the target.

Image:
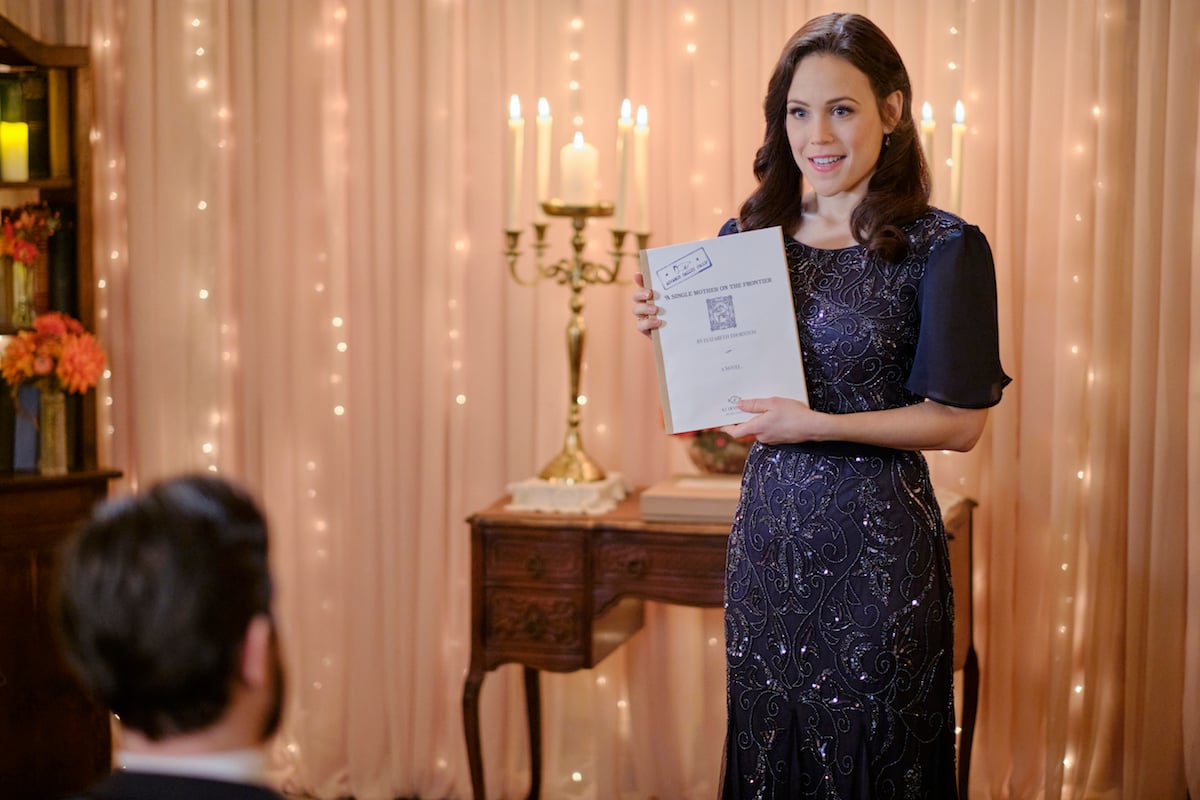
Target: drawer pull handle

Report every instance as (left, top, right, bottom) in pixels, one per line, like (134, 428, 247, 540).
(626, 558, 647, 577)
(525, 554, 545, 578)
(523, 612, 546, 638)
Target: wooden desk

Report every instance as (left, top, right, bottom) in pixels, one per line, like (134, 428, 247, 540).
(463, 490, 976, 800)
(944, 495, 980, 800)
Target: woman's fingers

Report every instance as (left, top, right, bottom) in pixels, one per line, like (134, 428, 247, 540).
(631, 273, 660, 336)
(632, 272, 654, 303)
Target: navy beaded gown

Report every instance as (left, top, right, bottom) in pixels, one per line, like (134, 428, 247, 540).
(718, 210, 1009, 800)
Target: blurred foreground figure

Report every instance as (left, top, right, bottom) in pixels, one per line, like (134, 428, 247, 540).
(56, 474, 286, 800)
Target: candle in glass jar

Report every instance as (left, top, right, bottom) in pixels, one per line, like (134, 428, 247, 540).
(0, 121, 29, 182)
(634, 105, 649, 233)
(614, 99, 633, 230)
(560, 131, 598, 206)
(506, 95, 524, 231)
(534, 98, 552, 223)
(920, 102, 935, 163)
(950, 100, 965, 215)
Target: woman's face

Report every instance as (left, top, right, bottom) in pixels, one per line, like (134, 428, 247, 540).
(784, 53, 900, 201)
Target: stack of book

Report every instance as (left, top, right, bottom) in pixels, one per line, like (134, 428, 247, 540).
(639, 474, 741, 524)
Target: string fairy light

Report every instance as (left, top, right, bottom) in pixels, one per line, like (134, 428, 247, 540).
(567, 6, 584, 125)
(303, 0, 353, 723)
(84, 8, 132, 464)
(183, 6, 231, 473)
(1052, 71, 1099, 775)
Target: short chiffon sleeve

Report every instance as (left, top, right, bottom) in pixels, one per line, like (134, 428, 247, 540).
(905, 224, 1011, 408)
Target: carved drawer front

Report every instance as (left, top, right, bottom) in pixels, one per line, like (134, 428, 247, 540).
(483, 531, 583, 584)
(484, 588, 583, 650)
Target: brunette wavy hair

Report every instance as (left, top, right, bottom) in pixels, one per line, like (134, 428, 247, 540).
(738, 13, 930, 262)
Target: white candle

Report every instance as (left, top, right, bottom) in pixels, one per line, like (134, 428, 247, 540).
(560, 131, 598, 206)
(634, 105, 649, 233)
(614, 99, 633, 230)
(0, 121, 29, 182)
(950, 100, 965, 215)
(534, 98, 552, 223)
(506, 94, 524, 231)
(920, 102, 935, 163)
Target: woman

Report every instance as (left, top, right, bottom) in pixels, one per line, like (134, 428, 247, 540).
(632, 13, 1009, 799)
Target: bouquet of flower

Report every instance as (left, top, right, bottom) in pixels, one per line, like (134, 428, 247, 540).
(1, 312, 106, 399)
(683, 428, 754, 474)
(1, 205, 60, 263)
(3, 204, 61, 328)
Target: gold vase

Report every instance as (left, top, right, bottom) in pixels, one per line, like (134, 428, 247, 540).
(38, 388, 68, 476)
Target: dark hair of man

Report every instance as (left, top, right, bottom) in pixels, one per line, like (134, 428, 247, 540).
(738, 13, 931, 263)
(55, 474, 273, 741)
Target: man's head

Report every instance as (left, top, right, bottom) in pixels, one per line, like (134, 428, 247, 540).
(56, 474, 283, 745)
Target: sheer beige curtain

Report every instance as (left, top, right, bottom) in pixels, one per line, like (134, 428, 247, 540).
(13, 0, 1195, 797)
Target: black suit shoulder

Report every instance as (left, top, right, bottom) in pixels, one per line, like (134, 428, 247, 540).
(66, 771, 284, 800)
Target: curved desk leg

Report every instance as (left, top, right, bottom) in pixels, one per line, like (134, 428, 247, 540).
(463, 668, 486, 800)
(959, 645, 979, 799)
(524, 666, 542, 800)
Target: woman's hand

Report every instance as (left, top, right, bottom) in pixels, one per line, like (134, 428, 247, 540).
(726, 397, 990, 452)
(724, 397, 827, 445)
(631, 272, 662, 337)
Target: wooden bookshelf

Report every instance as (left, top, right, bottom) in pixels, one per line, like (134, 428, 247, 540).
(0, 13, 115, 799)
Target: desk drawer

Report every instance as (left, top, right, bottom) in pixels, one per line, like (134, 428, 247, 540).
(593, 532, 727, 607)
(484, 588, 583, 650)
(483, 531, 583, 585)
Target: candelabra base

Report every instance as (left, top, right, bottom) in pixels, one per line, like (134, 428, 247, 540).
(505, 473, 628, 516)
(537, 445, 607, 484)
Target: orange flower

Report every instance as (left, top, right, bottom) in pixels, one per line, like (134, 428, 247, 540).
(2, 203, 58, 265)
(1, 312, 107, 397)
(0, 334, 34, 386)
(57, 333, 107, 394)
(10, 238, 37, 263)
(34, 312, 71, 338)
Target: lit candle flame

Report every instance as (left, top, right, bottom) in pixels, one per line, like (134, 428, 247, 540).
(509, 94, 521, 120)
(620, 98, 632, 122)
(538, 97, 550, 119)
(922, 101, 933, 122)
(954, 100, 965, 124)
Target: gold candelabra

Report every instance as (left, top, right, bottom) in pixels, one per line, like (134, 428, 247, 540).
(506, 200, 650, 483)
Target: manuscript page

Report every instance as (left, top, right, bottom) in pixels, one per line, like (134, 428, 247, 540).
(639, 226, 808, 434)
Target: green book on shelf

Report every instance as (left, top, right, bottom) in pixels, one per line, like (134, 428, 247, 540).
(48, 203, 77, 316)
(21, 70, 49, 179)
(0, 257, 11, 330)
(0, 73, 22, 122)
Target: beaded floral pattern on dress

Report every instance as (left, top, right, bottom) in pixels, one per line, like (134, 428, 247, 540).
(722, 211, 966, 799)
